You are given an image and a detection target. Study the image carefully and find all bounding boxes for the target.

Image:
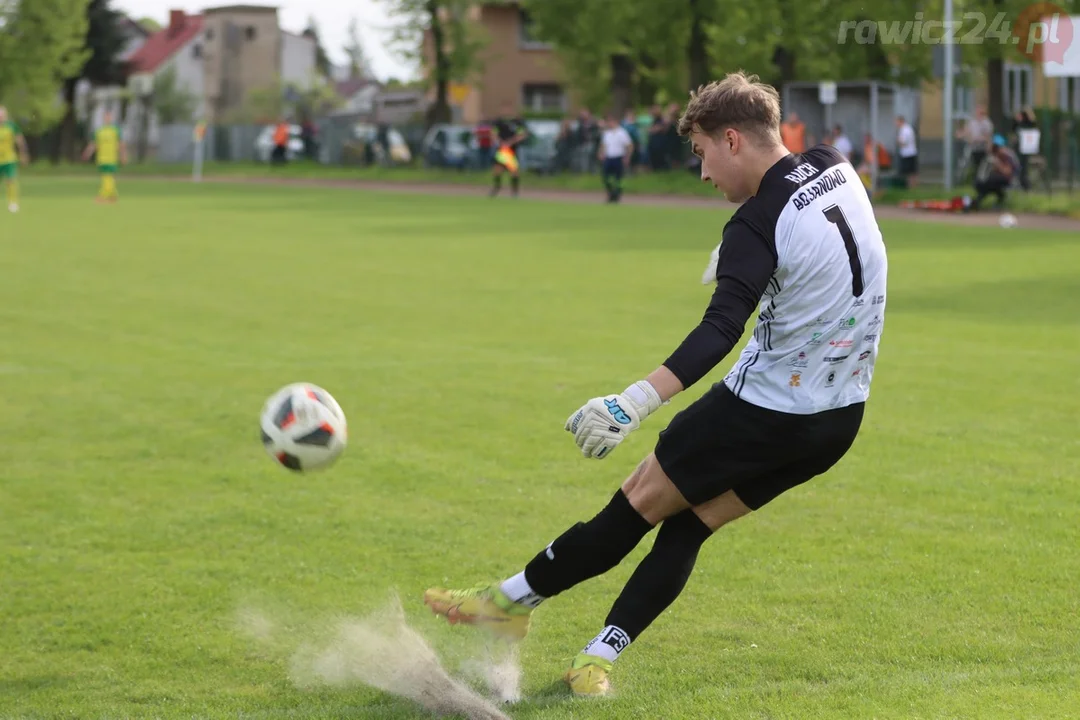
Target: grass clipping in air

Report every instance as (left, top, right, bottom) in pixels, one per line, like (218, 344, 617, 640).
(242, 594, 514, 719)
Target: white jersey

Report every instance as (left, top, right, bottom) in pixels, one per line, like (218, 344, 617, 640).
(600, 126, 633, 159)
(722, 146, 887, 414)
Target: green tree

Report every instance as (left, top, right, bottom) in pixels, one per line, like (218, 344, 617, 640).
(137, 16, 161, 33)
(383, 0, 486, 125)
(151, 65, 196, 124)
(303, 16, 333, 80)
(56, 0, 129, 162)
(344, 16, 373, 80)
(0, 0, 91, 133)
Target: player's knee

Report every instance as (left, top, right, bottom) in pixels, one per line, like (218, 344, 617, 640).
(622, 454, 691, 525)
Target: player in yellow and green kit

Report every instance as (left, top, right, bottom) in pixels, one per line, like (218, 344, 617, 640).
(81, 111, 127, 203)
(0, 105, 31, 213)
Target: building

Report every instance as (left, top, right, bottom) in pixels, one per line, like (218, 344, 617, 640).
(124, 5, 316, 134)
(423, 1, 577, 123)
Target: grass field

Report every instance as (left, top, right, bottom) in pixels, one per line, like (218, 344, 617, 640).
(2, 177, 1079, 719)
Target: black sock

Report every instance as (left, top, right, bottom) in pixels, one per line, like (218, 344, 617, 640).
(604, 509, 712, 641)
(491, 175, 501, 195)
(511, 175, 520, 195)
(523, 490, 653, 598)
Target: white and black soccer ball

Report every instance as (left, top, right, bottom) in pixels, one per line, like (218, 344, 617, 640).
(260, 383, 347, 471)
(998, 212, 1018, 229)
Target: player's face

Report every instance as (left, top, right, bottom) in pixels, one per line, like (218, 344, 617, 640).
(691, 128, 752, 203)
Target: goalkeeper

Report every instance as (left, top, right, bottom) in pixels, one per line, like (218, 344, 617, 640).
(425, 71, 879, 699)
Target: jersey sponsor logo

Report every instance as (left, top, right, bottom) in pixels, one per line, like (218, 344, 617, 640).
(791, 168, 848, 210)
(853, 298, 865, 307)
(858, 350, 871, 361)
(604, 398, 632, 424)
(809, 332, 824, 345)
(789, 373, 801, 387)
(839, 316, 857, 329)
(829, 339, 853, 348)
(872, 294, 885, 305)
(788, 351, 809, 368)
(825, 370, 837, 388)
(851, 368, 862, 376)
(823, 354, 850, 363)
(863, 333, 878, 343)
(869, 314, 882, 328)
(783, 162, 820, 185)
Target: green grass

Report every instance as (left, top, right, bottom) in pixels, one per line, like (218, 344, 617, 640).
(2, 177, 1079, 719)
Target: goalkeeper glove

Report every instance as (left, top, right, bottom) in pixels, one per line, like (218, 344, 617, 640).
(565, 380, 664, 459)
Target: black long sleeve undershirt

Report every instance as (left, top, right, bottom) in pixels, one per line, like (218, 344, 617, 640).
(663, 220, 778, 388)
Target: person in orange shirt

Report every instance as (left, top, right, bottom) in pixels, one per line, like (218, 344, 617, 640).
(271, 119, 290, 165)
(779, 112, 806, 153)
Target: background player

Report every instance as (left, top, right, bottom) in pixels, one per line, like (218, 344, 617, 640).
(424, 71, 888, 697)
(81, 111, 127, 203)
(598, 113, 634, 203)
(0, 106, 30, 212)
(490, 102, 529, 198)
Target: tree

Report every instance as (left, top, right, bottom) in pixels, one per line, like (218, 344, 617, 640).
(137, 16, 161, 33)
(55, 0, 129, 162)
(151, 65, 196, 124)
(344, 16, 373, 80)
(0, 0, 90, 133)
(383, 0, 486, 125)
(303, 16, 333, 80)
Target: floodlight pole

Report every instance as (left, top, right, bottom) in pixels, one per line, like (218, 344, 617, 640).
(943, 0, 955, 190)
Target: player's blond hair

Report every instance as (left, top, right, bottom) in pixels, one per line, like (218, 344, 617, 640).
(677, 72, 783, 147)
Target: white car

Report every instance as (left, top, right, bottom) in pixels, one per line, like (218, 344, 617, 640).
(254, 124, 306, 162)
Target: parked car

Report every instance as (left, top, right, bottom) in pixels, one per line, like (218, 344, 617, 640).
(344, 123, 412, 166)
(422, 124, 476, 169)
(254, 124, 305, 162)
(517, 119, 562, 174)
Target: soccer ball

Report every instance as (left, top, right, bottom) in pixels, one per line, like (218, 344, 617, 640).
(260, 383, 347, 471)
(999, 212, 1018, 228)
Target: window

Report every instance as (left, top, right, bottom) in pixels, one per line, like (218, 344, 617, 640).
(1003, 62, 1033, 114)
(518, 9, 550, 49)
(245, 25, 256, 41)
(192, 43, 202, 58)
(522, 83, 565, 113)
(206, 28, 214, 40)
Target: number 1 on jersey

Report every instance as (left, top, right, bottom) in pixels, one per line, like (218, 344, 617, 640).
(823, 204, 864, 297)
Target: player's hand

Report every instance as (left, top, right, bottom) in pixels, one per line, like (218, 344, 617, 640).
(564, 381, 663, 459)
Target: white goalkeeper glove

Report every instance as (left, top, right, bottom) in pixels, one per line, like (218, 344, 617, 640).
(564, 380, 664, 459)
(702, 241, 721, 285)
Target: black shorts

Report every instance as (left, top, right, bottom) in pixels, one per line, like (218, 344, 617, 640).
(654, 382, 864, 510)
(900, 155, 918, 175)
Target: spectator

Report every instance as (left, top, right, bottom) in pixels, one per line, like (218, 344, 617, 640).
(969, 134, 1019, 211)
(895, 115, 918, 188)
(598, 113, 633, 203)
(555, 118, 574, 173)
(856, 133, 891, 191)
(300, 119, 317, 159)
(271, 118, 289, 165)
(575, 110, 599, 172)
(780, 111, 806, 153)
(957, 105, 993, 181)
(621, 109, 641, 170)
(475, 120, 494, 168)
(831, 124, 853, 161)
(647, 104, 668, 171)
(665, 102, 683, 168)
(1012, 107, 1038, 190)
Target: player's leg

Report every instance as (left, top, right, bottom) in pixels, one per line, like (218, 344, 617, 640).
(601, 158, 615, 201)
(611, 159, 625, 202)
(566, 387, 864, 695)
(490, 160, 503, 197)
(506, 150, 521, 196)
(103, 165, 119, 200)
(423, 452, 693, 641)
(1, 164, 17, 210)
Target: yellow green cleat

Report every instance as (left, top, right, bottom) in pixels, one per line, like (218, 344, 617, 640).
(423, 584, 533, 642)
(564, 653, 613, 697)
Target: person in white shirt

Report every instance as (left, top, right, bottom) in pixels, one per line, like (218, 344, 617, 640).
(598, 113, 634, 203)
(424, 72, 887, 698)
(830, 124, 853, 161)
(895, 115, 918, 188)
